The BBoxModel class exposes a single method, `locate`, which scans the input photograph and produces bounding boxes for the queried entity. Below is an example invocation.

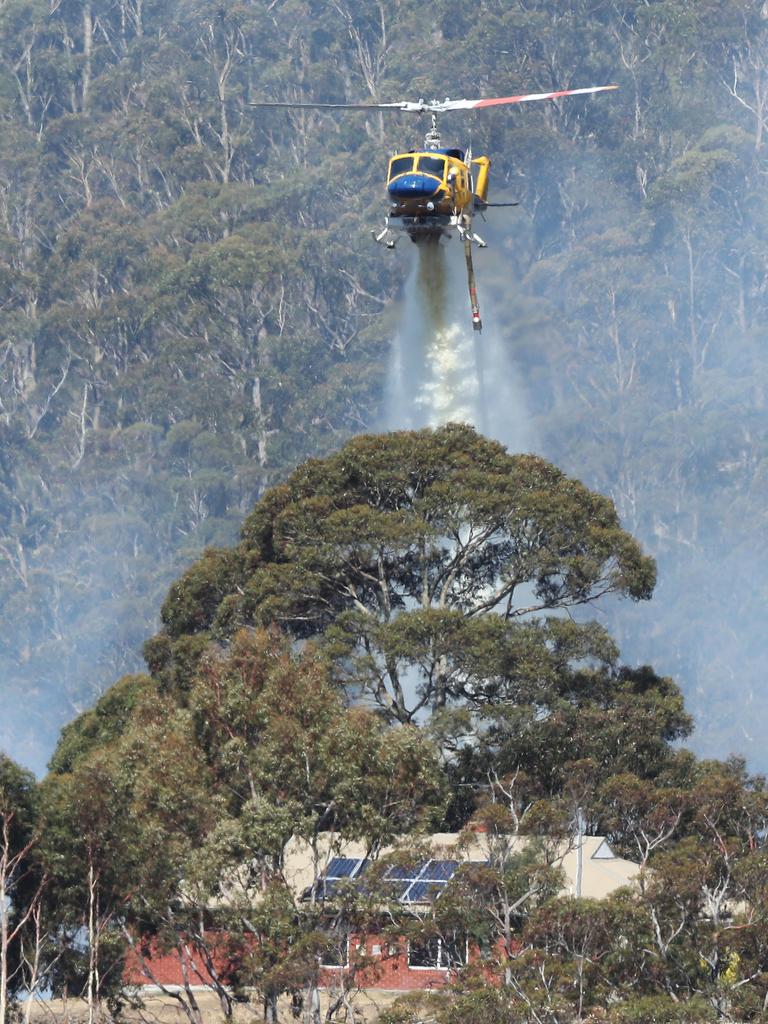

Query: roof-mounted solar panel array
[305,857,462,904]
[384,859,459,903]
[404,880,441,903]
[426,860,460,881]
[326,857,365,878]
[304,856,368,900]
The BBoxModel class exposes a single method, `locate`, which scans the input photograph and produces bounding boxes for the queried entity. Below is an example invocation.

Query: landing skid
[371,212,486,332]
[455,220,487,248]
[372,222,397,249]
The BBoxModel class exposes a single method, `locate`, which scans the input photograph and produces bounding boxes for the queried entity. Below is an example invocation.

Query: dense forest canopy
[0,0,767,772]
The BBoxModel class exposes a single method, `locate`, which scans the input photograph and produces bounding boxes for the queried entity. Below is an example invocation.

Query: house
[124,831,638,994]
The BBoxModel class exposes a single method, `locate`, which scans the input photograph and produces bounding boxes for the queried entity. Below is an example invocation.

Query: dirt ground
[22,989,411,1024]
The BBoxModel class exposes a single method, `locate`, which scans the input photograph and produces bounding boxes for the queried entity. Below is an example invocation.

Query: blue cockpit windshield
[417,156,446,178]
[389,156,414,180]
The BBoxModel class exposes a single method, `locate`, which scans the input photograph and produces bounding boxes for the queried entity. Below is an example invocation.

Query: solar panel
[421,860,458,881]
[314,878,339,898]
[302,857,367,900]
[304,857,460,904]
[385,863,420,880]
[383,879,411,899]
[326,857,363,879]
[385,860,460,903]
[403,880,447,903]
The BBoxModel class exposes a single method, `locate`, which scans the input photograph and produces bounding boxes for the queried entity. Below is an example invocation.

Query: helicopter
[251,85,617,332]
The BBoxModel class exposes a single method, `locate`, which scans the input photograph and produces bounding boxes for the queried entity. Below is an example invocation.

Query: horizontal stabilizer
[474,198,519,210]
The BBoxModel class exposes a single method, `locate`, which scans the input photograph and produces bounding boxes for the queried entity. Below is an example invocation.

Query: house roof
[282,832,638,906]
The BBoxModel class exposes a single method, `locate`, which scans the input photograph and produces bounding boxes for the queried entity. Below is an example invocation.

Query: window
[416,156,446,179]
[407,935,466,970]
[389,156,414,179]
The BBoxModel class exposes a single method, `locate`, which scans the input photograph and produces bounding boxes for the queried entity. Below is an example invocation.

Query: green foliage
[0,753,40,1006]
[153,424,656,729]
[3,0,768,1013]
[28,427,768,1020]
[47,673,155,774]
[0,0,394,768]
[42,626,446,1014]
[187,627,446,842]
[0,754,37,849]
[160,547,249,638]
[0,0,766,779]
[609,995,717,1024]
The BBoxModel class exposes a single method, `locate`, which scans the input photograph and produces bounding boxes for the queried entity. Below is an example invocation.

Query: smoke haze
[383,220,767,772]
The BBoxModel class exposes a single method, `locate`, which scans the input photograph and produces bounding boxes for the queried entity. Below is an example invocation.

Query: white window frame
[407,936,466,971]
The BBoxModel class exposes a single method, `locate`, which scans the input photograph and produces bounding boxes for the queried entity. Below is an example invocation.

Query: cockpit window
[417,156,446,178]
[389,156,414,180]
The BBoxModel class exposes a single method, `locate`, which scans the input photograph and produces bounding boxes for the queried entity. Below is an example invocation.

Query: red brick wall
[125,932,452,992]
[125,938,238,989]
[321,937,451,991]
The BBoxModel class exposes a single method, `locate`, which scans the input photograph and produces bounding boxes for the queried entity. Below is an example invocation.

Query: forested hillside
[1,0,767,770]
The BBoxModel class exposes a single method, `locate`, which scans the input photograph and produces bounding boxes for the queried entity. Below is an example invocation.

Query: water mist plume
[385,241,535,453]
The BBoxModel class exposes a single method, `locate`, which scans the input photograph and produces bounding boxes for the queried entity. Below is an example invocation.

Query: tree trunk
[82,3,93,113]
[21,902,44,1024]
[264,993,278,1024]
[178,939,205,1024]
[87,859,99,1024]
[0,857,7,1024]
[305,977,321,1024]
[251,376,268,467]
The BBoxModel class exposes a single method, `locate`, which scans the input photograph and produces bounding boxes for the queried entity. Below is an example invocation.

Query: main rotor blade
[250,85,617,115]
[436,84,618,111]
[250,100,418,111]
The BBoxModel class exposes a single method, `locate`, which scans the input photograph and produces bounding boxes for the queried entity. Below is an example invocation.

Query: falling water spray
[385,241,535,453]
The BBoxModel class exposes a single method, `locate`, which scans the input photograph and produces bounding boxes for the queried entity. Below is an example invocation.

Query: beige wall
[283,832,637,903]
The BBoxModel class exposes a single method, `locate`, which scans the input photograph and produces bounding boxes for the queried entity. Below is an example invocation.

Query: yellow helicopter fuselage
[386,148,490,236]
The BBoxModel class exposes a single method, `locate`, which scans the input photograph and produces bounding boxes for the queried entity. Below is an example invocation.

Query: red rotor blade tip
[464,84,618,110]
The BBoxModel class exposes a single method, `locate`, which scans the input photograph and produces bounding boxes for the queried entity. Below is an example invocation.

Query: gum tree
[0,755,39,1024]
[151,424,656,723]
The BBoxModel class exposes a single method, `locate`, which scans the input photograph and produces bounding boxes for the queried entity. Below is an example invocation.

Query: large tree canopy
[150,424,656,721]
[1,0,768,777]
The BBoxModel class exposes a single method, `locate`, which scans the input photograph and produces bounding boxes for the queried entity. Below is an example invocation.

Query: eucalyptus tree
[152,424,655,723]
[45,628,444,1024]
[0,755,39,1024]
